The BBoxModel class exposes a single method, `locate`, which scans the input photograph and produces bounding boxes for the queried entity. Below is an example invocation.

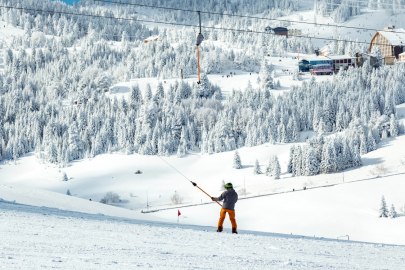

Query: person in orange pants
[212,183,238,234]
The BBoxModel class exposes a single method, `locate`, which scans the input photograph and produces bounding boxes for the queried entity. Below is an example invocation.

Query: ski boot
[232,227,238,234]
[217,226,223,232]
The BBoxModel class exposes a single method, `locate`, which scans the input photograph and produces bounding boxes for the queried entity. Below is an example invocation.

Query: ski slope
[1,131,405,245]
[153,173,405,245]
[1,188,405,269]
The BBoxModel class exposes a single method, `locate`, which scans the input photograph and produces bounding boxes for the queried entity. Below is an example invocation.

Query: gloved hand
[211,197,215,201]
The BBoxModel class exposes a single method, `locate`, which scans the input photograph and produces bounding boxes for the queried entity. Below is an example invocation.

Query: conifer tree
[233,150,242,169]
[66,189,71,196]
[367,130,377,152]
[287,146,294,173]
[306,147,320,176]
[352,147,363,167]
[292,68,301,81]
[253,159,262,175]
[379,195,388,218]
[273,156,281,180]
[360,134,368,155]
[259,60,273,91]
[61,172,68,182]
[320,141,336,174]
[390,114,399,137]
[388,204,397,219]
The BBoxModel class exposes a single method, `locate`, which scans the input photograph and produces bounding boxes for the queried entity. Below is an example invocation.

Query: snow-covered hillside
[1,188,405,269]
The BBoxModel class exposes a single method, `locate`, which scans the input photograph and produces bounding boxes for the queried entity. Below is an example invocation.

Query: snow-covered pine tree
[60,172,68,182]
[379,195,388,218]
[156,81,165,101]
[233,150,242,169]
[390,114,399,137]
[66,189,71,196]
[292,68,301,81]
[388,204,397,219]
[367,130,377,152]
[220,179,226,191]
[287,146,294,173]
[352,147,363,167]
[253,159,262,175]
[360,133,368,155]
[305,147,320,176]
[144,84,153,103]
[259,60,273,91]
[320,141,337,174]
[273,156,281,180]
[264,156,272,176]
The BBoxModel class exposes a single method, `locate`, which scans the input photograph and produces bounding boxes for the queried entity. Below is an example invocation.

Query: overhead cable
[1,4,392,46]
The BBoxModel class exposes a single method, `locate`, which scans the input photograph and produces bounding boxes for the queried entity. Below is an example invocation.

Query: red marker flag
[178,210,181,216]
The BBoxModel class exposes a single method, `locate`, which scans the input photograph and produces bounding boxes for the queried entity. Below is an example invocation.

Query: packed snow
[1,188,405,269]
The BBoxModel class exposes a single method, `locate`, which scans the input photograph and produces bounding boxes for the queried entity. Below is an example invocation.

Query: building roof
[376,28,405,46]
[325,55,357,60]
[299,56,332,62]
[273,27,288,31]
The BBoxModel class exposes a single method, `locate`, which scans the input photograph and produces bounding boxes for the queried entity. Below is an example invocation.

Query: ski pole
[191,181,222,207]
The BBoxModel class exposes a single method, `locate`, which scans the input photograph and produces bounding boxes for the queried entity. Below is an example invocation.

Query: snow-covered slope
[0,184,164,222]
[153,173,405,245]
[2,133,405,245]
[1,188,405,269]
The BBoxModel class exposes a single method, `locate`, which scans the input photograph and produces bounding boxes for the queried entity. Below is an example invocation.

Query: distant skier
[211,183,238,234]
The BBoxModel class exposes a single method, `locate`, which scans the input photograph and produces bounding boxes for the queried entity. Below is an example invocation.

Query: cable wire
[1,4,392,46]
[91,0,405,35]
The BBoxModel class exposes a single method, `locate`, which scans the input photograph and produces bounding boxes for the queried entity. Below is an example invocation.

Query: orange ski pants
[218,209,237,230]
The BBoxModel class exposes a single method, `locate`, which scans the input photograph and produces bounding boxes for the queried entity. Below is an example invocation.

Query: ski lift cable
[154,154,222,207]
[311,0,405,8]
[2,4,392,47]
[147,140,221,207]
[91,0,405,35]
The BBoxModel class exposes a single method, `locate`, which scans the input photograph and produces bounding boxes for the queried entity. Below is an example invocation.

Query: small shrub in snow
[379,196,388,218]
[170,192,183,205]
[238,188,246,196]
[60,172,68,181]
[388,204,397,219]
[100,191,121,204]
[66,189,71,196]
[369,163,388,176]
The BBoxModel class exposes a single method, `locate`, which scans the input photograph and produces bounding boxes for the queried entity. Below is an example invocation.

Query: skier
[211,183,238,234]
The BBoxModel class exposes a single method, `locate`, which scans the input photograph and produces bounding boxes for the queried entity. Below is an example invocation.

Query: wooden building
[369,27,405,63]
[273,27,288,37]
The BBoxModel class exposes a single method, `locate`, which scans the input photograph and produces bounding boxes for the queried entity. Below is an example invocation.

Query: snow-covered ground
[108,52,331,100]
[2,126,405,244]
[1,189,405,269]
[153,173,405,245]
